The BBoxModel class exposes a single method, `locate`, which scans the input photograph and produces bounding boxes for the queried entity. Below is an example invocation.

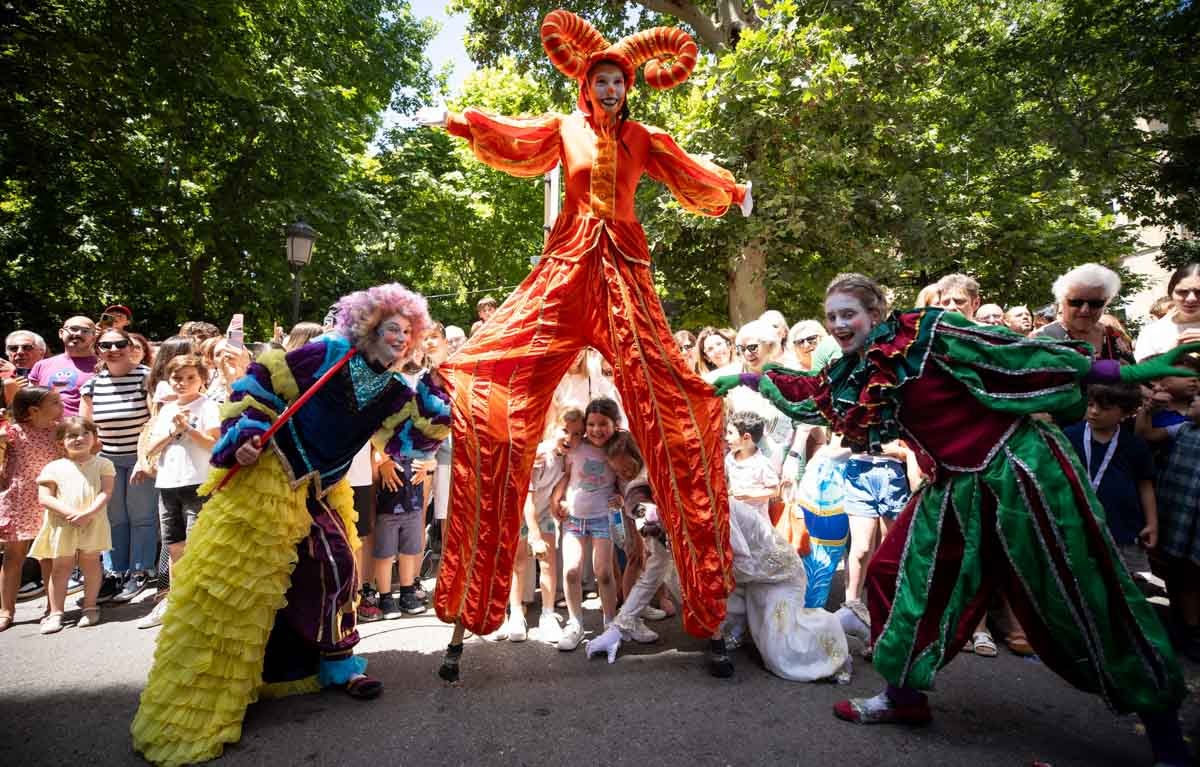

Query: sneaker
[79,607,102,628]
[357,586,383,623]
[410,578,428,602]
[379,593,403,620]
[40,613,64,635]
[557,619,584,651]
[17,580,45,601]
[537,611,563,644]
[112,572,149,603]
[66,568,85,595]
[626,617,659,644]
[95,573,122,604]
[506,613,528,642]
[640,605,668,622]
[137,599,168,629]
[398,588,427,615]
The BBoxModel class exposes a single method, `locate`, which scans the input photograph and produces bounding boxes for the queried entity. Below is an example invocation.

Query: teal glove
[1119,343,1200,384]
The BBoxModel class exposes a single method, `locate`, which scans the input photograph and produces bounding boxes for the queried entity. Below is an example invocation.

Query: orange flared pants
[435,231,733,638]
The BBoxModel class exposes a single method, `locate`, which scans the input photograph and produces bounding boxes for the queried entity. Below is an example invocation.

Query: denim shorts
[563,515,611,539]
[843,455,909,520]
[520,507,558,537]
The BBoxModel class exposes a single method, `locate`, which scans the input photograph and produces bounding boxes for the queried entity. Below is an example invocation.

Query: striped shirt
[80,365,151,456]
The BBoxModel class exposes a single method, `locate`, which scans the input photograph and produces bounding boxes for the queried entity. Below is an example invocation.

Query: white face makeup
[364,313,412,367]
[825,292,877,354]
[588,64,626,117]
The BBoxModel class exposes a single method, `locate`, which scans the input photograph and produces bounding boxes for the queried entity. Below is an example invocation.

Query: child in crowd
[495,407,584,644]
[1155,392,1200,660]
[552,397,622,651]
[31,417,114,633]
[137,356,220,629]
[373,456,428,618]
[146,335,195,408]
[470,295,498,337]
[1064,383,1157,588]
[1137,355,1200,457]
[351,444,381,623]
[724,411,780,517]
[585,432,675,662]
[0,387,63,631]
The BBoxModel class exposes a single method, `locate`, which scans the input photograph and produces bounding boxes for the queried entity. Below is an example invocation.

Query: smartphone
[227,313,245,349]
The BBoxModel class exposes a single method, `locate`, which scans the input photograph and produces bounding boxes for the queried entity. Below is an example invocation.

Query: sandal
[0,613,12,632]
[1005,634,1034,656]
[971,631,998,657]
[345,674,383,700]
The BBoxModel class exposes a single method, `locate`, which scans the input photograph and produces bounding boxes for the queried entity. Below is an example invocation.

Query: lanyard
[1082,423,1119,491]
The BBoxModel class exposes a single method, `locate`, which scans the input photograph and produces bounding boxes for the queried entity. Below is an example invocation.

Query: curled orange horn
[541,9,610,81]
[613,27,698,89]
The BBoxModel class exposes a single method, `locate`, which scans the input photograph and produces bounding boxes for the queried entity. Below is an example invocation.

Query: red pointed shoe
[834,697,933,725]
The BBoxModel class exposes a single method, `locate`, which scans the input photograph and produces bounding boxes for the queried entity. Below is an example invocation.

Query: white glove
[585,625,622,664]
[740,180,754,217]
[415,106,448,128]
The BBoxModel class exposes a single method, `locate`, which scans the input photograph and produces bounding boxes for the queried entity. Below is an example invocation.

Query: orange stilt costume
[428,9,752,639]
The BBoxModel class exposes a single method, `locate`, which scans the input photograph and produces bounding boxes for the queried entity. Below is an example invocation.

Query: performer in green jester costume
[716,272,1194,767]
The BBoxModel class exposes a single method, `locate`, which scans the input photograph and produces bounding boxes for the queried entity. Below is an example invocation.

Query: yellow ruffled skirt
[130,452,355,767]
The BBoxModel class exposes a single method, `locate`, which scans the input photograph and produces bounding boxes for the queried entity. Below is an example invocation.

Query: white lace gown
[724,499,851,682]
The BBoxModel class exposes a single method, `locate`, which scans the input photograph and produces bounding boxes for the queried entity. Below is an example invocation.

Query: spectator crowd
[3,262,1200,682]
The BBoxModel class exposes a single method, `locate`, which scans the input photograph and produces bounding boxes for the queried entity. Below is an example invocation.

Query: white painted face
[588,63,626,117]
[364,313,412,367]
[825,292,878,354]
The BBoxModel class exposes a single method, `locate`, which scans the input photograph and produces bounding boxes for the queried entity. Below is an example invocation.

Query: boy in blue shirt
[1064,382,1157,585]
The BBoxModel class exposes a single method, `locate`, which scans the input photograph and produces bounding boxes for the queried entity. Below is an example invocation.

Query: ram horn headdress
[540,9,699,111]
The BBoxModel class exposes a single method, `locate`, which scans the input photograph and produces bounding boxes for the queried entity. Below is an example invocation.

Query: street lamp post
[285,218,319,325]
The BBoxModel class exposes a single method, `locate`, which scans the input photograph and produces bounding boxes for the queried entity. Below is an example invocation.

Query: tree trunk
[189,250,211,318]
[728,239,766,326]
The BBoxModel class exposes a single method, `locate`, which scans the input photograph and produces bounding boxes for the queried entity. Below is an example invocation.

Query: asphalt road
[2,585,1197,767]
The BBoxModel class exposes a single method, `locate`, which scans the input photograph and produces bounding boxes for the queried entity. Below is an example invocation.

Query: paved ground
[2,584,1198,767]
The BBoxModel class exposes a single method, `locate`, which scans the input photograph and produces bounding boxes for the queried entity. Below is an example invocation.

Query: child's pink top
[564,441,618,520]
[0,422,61,540]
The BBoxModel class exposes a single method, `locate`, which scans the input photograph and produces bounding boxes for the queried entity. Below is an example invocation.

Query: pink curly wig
[334,283,432,349]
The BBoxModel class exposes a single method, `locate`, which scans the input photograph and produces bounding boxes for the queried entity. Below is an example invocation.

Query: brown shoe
[1006,634,1035,656]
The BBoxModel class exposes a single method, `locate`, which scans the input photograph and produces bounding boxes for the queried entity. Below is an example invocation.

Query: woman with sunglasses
[79,327,157,603]
[1135,263,1200,361]
[1034,263,1132,362]
[784,320,827,371]
[673,330,701,375]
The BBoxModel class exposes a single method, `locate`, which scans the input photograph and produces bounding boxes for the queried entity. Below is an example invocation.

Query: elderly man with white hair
[975,303,1005,326]
[1033,263,1132,361]
[2,330,47,406]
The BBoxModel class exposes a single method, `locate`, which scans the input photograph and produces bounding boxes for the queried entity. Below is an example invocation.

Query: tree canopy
[1,0,1196,339]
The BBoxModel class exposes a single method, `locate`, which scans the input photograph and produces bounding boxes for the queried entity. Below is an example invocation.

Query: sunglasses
[736,343,760,354]
[679,343,694,351]
[793,335,820,347]
[62,326,95,335]
[6,344,34,352]
[1066,298,1106,310]
[97,340,131,351]
[1173,288,1200,300]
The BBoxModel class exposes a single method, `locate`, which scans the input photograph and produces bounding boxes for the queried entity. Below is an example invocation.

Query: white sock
[861,691,893,714]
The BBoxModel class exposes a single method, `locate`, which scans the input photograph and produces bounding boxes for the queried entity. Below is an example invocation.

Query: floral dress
[0,422,60,541]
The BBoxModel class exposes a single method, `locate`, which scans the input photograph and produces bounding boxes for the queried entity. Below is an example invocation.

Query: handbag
[773,499,812,558]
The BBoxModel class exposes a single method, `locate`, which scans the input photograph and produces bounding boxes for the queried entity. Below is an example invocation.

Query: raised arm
[644,128,751,218]
[420,106,562,179]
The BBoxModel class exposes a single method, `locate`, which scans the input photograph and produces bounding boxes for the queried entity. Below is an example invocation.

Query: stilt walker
[416,9,753,665]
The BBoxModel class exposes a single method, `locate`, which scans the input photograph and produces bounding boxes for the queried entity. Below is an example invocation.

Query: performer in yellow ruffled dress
[131,284,451,767]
